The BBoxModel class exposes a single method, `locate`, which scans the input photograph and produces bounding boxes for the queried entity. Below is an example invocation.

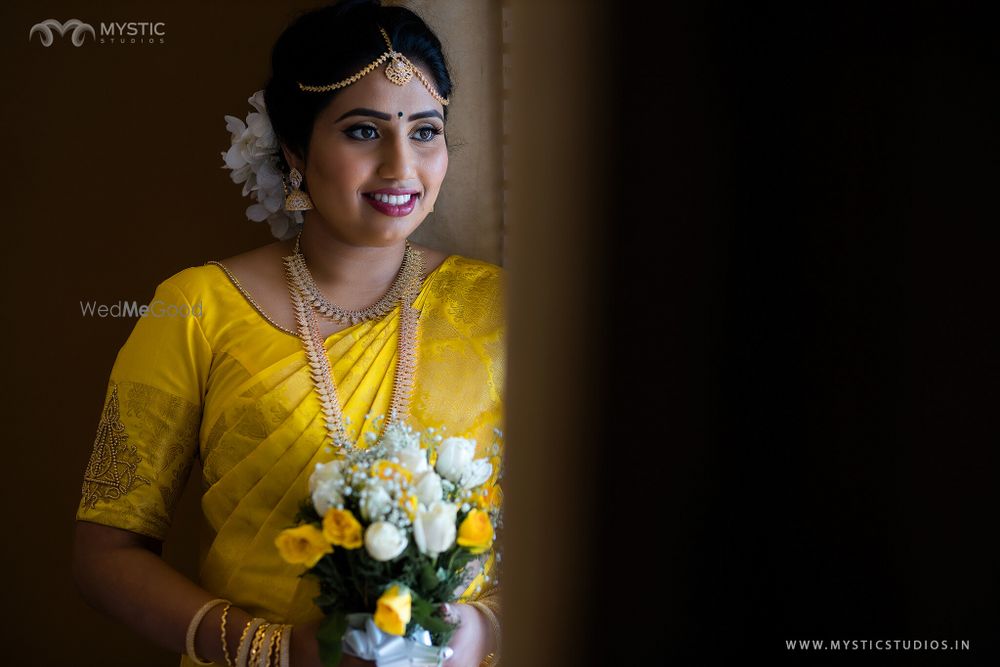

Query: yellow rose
[374,584,412,636]
[322,508,363,549]
[457,509,494,554]
[275,524,332,567]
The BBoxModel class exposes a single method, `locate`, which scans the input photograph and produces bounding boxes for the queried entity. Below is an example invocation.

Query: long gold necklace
[282,234,423,455]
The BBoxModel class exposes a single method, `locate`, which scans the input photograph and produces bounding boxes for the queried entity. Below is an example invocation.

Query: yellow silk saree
[76,253,504,666]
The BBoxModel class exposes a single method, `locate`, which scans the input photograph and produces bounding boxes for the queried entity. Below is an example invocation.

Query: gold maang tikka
[296,26,449,106]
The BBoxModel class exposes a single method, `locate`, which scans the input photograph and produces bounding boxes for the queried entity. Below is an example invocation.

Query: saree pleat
[201,316,403,618]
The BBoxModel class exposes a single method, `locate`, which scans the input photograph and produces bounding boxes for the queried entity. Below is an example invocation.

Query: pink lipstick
[363,188,419,217]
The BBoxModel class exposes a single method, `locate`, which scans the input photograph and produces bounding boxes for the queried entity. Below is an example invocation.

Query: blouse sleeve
[75,278,212,541]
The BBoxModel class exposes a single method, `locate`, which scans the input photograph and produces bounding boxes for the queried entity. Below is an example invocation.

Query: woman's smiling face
[282,66,449,248]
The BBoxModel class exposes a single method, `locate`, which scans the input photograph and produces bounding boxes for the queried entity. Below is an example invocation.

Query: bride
[71,2,503,665]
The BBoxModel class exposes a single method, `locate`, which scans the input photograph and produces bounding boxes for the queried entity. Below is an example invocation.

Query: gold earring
[284,167,314,211]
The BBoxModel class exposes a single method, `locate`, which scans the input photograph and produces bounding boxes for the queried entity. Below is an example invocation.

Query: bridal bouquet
[275,420,503,667]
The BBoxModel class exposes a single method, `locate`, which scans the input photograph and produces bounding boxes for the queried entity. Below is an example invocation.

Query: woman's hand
[443,602,491,667]
[293,603,491,667]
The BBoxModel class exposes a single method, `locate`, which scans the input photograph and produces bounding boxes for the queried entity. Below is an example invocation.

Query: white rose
[460,459,493,489]
[364,521,408,561]
[396,446,430,477]
[360,483,393,522]
[309,460,345,494]
[415,471,443,506]
[309,461,345,515]
[312,480,343,516]
[413,502,458,558]
[435,437,477,483]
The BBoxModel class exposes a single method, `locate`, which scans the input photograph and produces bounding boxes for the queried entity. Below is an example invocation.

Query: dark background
[1,0,995,665]
[596,1,998,664]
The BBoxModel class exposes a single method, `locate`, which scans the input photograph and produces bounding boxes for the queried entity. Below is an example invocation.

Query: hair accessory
[283,167,314,211]
[297,26,449,106]
[221,91,303,240]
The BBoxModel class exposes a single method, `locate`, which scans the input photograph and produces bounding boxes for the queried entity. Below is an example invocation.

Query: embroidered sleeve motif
[81,383,151,508]
[77,380,202,540]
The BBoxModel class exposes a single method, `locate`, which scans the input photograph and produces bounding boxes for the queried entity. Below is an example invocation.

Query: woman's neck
[293,225,408,310]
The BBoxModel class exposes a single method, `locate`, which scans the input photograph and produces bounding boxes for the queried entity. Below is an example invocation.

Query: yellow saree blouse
[76,253,504,666]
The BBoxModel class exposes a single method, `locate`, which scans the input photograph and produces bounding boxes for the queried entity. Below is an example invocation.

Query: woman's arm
[72,520,253,663]
[72,520,373,666]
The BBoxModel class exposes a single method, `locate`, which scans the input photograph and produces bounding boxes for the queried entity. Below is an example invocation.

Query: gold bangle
[268,625,280,667]
[186,598,230,666]
[280,624,293,667]
[237,618,266,667]
[265,625,282,667]
[468,601,501,666]
[219,602,234,667]
[248,623,270,666]
[257,624,279,667]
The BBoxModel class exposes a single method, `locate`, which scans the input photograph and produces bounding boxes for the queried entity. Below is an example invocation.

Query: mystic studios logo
[28,19,167,47]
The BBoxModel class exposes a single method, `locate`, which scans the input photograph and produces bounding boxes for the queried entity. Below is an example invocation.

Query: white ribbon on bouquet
[341,613,455,667]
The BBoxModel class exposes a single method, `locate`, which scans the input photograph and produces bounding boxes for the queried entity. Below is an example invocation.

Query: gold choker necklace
[290,231,421,325]
[282,237,424,454]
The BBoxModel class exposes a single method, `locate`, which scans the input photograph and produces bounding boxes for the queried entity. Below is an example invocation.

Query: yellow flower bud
[275,524,332,567]
[470,484,503,511]
[457,509,494,554]
[322,508,363,549]
[372,460,413,483]
[374,584,412,636]
[399,493,419,520]
[468,489,488,510]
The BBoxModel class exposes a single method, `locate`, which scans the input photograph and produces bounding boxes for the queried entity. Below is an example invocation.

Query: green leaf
[411,595,435,620]
[410,595,458,641]
[418,613,454,635]
[317,610,348,667]
[420,561,439,591]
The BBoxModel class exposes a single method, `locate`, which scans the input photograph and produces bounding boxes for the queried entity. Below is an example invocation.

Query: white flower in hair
[220,90,303,240]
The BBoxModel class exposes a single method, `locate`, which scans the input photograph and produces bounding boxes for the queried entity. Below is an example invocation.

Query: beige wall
[399,0,505,265]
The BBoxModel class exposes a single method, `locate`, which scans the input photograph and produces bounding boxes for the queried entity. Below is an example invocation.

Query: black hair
[264,0,453,172]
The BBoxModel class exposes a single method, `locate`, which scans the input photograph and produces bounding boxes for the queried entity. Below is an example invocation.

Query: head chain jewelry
[297,26,449,106]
